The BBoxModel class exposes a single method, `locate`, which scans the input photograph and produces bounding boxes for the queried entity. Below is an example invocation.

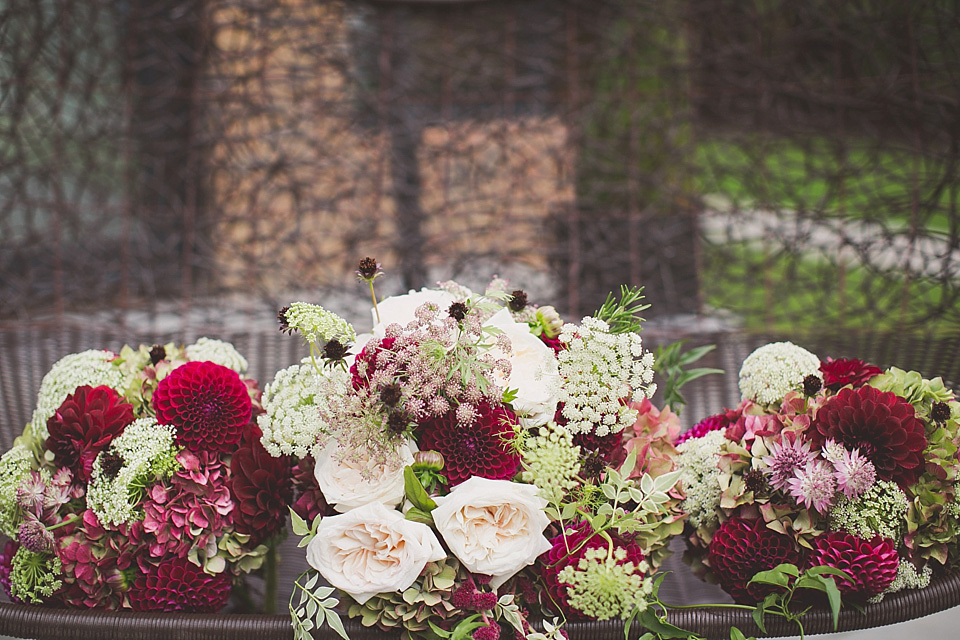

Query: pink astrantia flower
[762,437,816,491]
[827,443,877,499]
[787,460,836,512]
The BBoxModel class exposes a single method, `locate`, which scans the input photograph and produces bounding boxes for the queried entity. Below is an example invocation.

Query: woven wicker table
[0,570,959,639]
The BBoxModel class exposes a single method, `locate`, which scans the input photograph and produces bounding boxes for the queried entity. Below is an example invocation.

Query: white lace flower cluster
[556,317,656,436]
[185,337,248,373]
[676,429,727,529]
[30,350,125,440]
[0,444,36,537]
[87,418,178,526]
[284,302,357,345]
[738,341,821,405]
[521,422,581,504]
[258,361,348,458]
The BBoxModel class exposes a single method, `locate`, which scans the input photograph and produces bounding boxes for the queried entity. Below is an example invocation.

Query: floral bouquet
[677,341,960,607]
[0,338,292,611]
[258,260,692,640]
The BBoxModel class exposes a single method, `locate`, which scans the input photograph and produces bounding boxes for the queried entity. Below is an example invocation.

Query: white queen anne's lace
[258,360,348,457]
[738,341,821,405]
[556,317,656,436]
[185,338,249,373]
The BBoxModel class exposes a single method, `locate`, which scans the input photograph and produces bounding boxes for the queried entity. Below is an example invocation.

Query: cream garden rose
[486,309,560,427]
[305,501,446,604]
[431,476,552,588]
[313,439,415,512]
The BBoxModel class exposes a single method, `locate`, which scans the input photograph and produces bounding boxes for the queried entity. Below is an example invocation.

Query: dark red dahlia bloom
[153,361,252,453]
[539,522,645,619]
[819,358,883,392]
[708,516,801,604]
[540,334,565,355]
[230,426,293,546]
[572,430,626,468]
[676,413,730,445]
[418,402,521,485]
[806,532,898,599]
[290,456,332,522]
[812,385,927,487]
[46,385,135,482]
[128,557,231,612]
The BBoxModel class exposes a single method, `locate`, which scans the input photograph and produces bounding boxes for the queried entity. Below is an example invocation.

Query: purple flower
[787,460,836,512]
[763,437,816,491]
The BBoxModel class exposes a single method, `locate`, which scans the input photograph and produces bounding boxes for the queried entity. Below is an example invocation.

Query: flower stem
[47,514,81,531]
[369,281,380,324]
[263,545,278,614]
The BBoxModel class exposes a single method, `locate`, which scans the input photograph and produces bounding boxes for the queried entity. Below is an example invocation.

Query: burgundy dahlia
[806,532,898,599]
[811,385,927,487]
[230,426,293,546]
[46,385,135,482]
[153,361,252,453]
[707,516,801,604]
[128,557,231,612]
[819,358,883,392]
[539,522,645,619]
[572,430,625,468]
[290,456,332,522]
[418,402,521,485]
[350,336,399,389]
[676,413,730,445]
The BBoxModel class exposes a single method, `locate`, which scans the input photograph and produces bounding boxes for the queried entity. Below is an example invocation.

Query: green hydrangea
[0,444,37,538]
[521,422,581,504]
[555,547,652,620]
[870,367,955,415]
[828,480,908,541]
[10,547,62,604]
[87,418,180,526]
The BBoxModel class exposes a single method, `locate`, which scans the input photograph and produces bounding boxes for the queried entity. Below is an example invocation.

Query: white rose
[306,501,446,604]
[314,440,414,512]
[485,310,560,427]
[372,288,462,337]
[432,476,552,589]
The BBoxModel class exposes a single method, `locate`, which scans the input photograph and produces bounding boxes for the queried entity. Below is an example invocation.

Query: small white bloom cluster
[828,479,908,541]
[521,422,581,504]
[556,547,652,619]
[556,317,656,436]
[185,337,248,373]
[87,418,177,526]
[258,361,347,458]
[285,302,356,345]
[0,444,35,537]
[873,561,932,602]
[676,429,727,529]
[738,341,821,405]
[30,350,125,440]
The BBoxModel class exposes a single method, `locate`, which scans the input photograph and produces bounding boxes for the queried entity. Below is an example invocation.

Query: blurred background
[2,0,960,625]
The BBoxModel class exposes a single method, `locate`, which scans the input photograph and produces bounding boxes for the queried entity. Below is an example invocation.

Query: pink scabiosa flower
[136,450,233,561]
[45,385,135,482]
[418,401,521,485]
[676,413,730,445]
[812,386,927,488]
[819,358,883,392]
[787,460,837,513]
[806,532,898,599]
[230,426,293,546]
[707,516,801,604]
[128,557,231,612]
[762,437,816,491]
[153,361,252,453]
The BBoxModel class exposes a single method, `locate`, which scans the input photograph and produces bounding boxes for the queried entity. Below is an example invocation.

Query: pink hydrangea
[57,510,136,609]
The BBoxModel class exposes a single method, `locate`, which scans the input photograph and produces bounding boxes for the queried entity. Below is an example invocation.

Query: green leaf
[305,573,319,590]
[405,506,436,525]
[804,566,851,580]
[633,609,691,639]
[821,577,844,630]
[748,570,790,589]
[325,610,350,640]
[730,628,748,640]
[290,507,310,537]
[404,466,438,512]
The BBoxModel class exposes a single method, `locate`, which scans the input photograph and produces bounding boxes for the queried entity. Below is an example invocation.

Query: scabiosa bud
[743,468,768,495]
[99,451,125,481]
[278,306,293,334]
[356,257,382,281]
[387,412,410,435]
[803,374,822,397]
[149,345,166,366]
[508,290,528,312]
[17,520,53,554]
[380,383,402,407]
[932,401,952,424]
[322,338,350,364]
[448,302,469,322]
